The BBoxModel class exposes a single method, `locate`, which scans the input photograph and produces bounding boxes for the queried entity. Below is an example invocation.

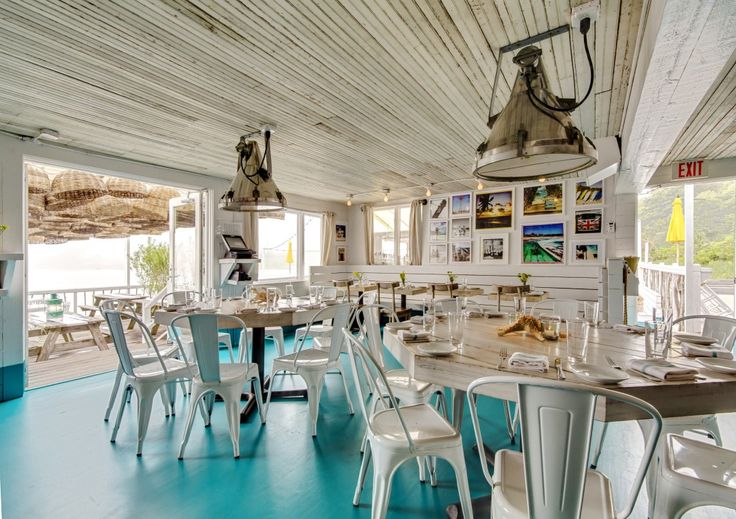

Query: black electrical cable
[526,18,594,112]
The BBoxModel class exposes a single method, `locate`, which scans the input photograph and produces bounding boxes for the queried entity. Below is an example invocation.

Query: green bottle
[46,293,64,319]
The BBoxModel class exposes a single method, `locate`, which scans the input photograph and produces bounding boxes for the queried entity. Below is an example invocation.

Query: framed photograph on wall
[474,189,514,230]
[479,234,509,264]
[429,197,449,219]
[450,218,471,239]
[521,222,565,264]
[429,221,448,241]
[575,208,603,234]
[522,182,564,216]
[429,244,447,264]
[451,193,471,217]
[575,180,604,206]
[335,223,346,242]
[451,241,472,263]
[336,246,346,263]
[571,240,604,265]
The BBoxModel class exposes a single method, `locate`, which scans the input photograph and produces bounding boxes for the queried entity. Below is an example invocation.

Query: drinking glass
[285,284,295,306]
[541,318,561,340]
[584,302,601,326]
[309,285,319,305]
[266,288,280,312]
[513,296,527,320]
[566,318,590,365]
[645,320,669,359]
[209,288,222,310]
[448,312,465,348]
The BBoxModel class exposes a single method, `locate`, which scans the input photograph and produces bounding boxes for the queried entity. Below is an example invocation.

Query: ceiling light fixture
[425,184,433,197]
[383,189,390,203]
[346,194,353,207]
[33,128,60,142]
[473,19,597,183]
[476,180,484,190]
[219,125,286,212]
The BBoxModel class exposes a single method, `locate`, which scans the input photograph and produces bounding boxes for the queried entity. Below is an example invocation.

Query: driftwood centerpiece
[497,315,546,342]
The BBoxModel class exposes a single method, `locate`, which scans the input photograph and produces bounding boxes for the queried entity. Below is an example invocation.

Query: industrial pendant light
[219,127,286,212]
[474,19,598,183]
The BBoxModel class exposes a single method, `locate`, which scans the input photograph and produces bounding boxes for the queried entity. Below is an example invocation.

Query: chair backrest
[434,297,459,314]
[101,309,166,377]
[294,303,352,364]
[357,291,377,305]
[467,376,662,519]
[672,314,736,351]
[162,290,199,306]
[322,286,338,300]
[532,299,581,321]
[343,329,416,449]
[352,304,397,365]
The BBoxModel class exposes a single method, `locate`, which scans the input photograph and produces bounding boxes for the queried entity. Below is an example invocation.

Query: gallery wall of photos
[427,177,607,267]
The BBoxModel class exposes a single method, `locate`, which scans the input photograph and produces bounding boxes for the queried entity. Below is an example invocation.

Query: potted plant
[399,271,406,287]
[447,271,456,284]
[130,239,170,296]
[517,272,532,292]
[0,224,7,236]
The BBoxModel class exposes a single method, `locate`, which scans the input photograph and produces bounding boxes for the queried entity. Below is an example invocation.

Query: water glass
[309,285,319,305]
[513,296,527,320]
[209,288,222,310]
[584,302,601,326]
[566,318,590,365]
[645,320,669,359]
[285,284,295,306]
[448,312,465,347]
[266,287,280,312]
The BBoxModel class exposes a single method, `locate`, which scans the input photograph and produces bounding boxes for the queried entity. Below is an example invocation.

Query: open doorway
[25,162,206,388]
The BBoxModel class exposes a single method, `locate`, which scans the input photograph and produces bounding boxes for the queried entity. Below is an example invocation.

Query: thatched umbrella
[27,165,51,194]
[106,177,148,199]
[50,170,106,201]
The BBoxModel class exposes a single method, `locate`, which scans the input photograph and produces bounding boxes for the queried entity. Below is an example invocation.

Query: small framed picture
[451,241,472,263]
[429,197,449,219]
[521,222,565,264]
[479,234,509,264]
[571,240,604,265]
[335,224,346,242]
[336,246,346,263]
[575,180,604,206]
[451,193,471,217]
[429,244,447,264]
[429,221,448,241]
[450,218,471,239]
[475,189,514,230]
[575,208,603,234]
[522,182,564,216]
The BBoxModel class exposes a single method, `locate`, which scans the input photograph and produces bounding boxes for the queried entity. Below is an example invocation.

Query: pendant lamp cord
[525,17,594,113]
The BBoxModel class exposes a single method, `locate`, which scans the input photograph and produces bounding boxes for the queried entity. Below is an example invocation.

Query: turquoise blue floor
[0,332,515,519]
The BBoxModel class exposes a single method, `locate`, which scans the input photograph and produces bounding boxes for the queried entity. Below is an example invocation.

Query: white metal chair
[170,313,264,459]
[531,298,582,321]
[265,303,353,436]
[354,304,447,485]
[102,309,193,456]
[344,331,473,519]
[245,326,285,356]
[467,376,662,519]
[652,434,736,518]
[100,299,184,421]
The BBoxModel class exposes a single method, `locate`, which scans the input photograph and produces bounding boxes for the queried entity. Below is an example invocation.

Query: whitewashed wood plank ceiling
[0,0,642,202]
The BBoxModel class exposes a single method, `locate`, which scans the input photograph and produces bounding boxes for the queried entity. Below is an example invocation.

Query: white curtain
[320,211,335,265]
[361,204,374,265]
[408,199,424,265]
[241,212,258,252]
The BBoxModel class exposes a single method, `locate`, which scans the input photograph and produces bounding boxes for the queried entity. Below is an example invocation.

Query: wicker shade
[86,195,132,220]
[106,177,149,199]
[27,165,51,194]
[50,170,107,201]
[45,194,92,214]
[131,196,168,221]
[71,220,112,235]
[28,193,45,217]
[149,186,181,200]
[28,235,44,244]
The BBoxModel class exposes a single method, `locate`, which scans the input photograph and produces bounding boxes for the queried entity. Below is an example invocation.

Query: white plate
[570,363,630,384]
[696,357,736,374]
[385,321,413,331]
[673,332,718,345]
[410,316,431,324]
[418,342,457,356]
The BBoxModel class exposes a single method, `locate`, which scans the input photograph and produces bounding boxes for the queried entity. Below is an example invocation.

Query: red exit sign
[672,159,707,180]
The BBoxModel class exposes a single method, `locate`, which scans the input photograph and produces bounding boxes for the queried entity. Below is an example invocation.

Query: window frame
[256,209,322,283]
[372,204,410,266]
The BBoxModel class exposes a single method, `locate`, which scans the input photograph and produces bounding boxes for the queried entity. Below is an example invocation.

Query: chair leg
[222,386,242,459]
[293,329,305,353]
[110,384,130,443]
[417,456,427,483]
[104,365,124,421]
[301,370,326,437]
[428,456,438,487]
[445,447,474,519]
[503,400,516,444]
[178,385,205,460]
[134,382,160,456]
[160,385,171,418]
[251,373,266,425]
[335,366,354,415]
[264,367,278,420]
[701,415,723,446]
[271,330,285,356]
[353,441,372,506]
[590,421,608,469]
[370,449,401,519]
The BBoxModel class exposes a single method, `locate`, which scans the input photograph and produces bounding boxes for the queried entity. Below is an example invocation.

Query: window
[258,211,321,280]
[373,205,410,265]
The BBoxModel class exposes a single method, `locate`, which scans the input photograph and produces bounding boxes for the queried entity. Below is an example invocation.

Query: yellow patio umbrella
[285,240,294,272]
[666,195,685,264]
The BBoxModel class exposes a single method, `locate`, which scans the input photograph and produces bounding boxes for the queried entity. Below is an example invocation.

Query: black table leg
[240,326,308,423]
[400,294,407,309]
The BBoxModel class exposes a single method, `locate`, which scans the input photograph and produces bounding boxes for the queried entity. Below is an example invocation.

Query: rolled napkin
[398,330,431,343]
[613,324,646,335]
[680,342,734,360]
[508,352,549,372]
[628,358,698,381]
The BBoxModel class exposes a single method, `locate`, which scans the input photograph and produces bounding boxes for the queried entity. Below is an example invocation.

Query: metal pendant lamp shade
[219,131,286,212]
[473,46,597,183]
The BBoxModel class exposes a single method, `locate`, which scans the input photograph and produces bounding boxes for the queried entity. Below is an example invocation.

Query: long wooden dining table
[383,316,736,518]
